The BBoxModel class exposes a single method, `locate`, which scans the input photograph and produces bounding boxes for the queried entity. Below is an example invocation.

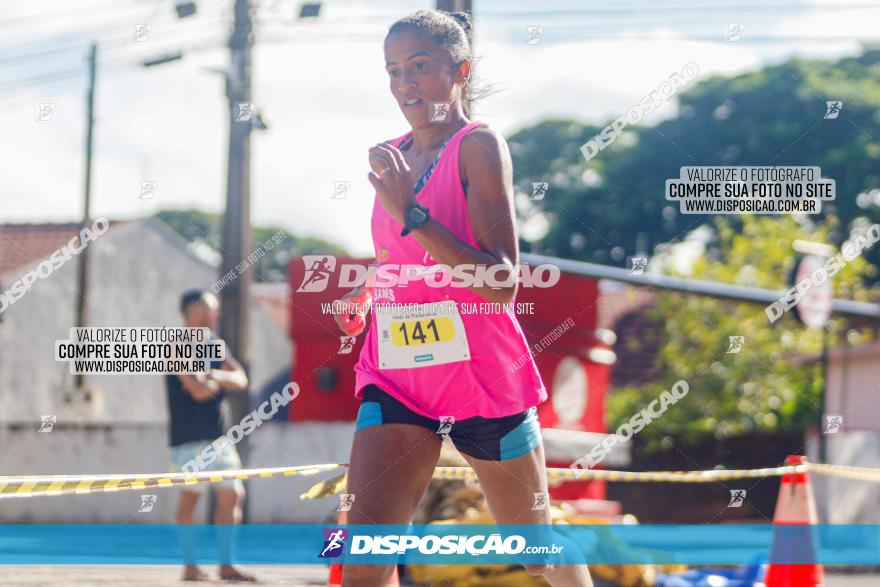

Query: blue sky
[2,0,879,256]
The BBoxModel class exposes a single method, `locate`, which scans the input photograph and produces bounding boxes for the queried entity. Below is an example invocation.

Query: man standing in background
[167,290,256,582]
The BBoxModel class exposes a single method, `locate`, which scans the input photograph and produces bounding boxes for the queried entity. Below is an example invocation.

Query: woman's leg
[461,443,594,587]
[342,423,442,587]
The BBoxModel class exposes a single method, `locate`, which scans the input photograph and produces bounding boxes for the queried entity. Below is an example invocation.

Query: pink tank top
[354,120,547,420]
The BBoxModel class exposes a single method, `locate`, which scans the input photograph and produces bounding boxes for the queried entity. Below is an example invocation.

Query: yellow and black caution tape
[430,465,811,483]
[0,464,345,498]
[300,472,348,500]
[299,462,880,499]
[3,461,879,499]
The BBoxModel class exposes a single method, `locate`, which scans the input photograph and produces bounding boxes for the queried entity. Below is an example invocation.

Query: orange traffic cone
[327,560,344,587]
[327,509,400,586]
[764,455,824,586]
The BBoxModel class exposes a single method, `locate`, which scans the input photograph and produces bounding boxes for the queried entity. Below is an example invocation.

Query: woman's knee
[523,562,593,586]
[523,563,554,576]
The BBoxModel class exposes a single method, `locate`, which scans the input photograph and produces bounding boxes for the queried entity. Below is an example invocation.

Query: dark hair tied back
[388,9,472,65]
[448,11,472,36]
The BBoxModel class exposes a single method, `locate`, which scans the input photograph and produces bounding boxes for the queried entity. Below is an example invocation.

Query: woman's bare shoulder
[460,124,512,182]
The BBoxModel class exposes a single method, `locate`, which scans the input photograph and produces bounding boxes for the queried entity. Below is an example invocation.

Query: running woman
[332,10,593,587]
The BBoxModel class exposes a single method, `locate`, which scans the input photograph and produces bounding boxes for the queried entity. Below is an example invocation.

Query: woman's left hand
[368,142,415,226]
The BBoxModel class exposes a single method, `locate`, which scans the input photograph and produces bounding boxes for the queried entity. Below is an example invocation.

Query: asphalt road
[1,566,879,586]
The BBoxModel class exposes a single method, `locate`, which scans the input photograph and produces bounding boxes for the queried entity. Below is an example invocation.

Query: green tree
[508,48,880,268]
[154,209,349,283]
[607,215,878,450]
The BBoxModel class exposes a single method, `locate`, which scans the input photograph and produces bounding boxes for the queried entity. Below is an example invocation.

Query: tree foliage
[154,209,349,283]
[607,215,877,449]
[503,48,880,446]
[508,48,880,268]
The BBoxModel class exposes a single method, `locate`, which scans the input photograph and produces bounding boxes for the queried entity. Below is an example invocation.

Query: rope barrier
[1,461,878,498]
[437,465,811,483]
[0,464,345,498]
[809,462,880,483]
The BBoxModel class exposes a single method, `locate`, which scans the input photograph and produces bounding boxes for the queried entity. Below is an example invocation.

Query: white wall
[825,341,880,434]
[0,218,290,425]
[0,218,312,522]
[806,341,880,523]
[806,430,880,524]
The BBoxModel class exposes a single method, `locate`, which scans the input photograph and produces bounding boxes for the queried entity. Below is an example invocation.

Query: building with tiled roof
[0,218,302,523]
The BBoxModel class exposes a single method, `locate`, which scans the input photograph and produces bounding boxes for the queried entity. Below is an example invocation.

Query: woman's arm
[368,129,519,305]
[408,128,519,304]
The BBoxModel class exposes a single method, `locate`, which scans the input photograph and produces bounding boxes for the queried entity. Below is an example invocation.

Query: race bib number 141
[376,301,470,369]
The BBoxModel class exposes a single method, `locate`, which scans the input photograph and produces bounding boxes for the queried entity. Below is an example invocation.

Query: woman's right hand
[332,286,372,336]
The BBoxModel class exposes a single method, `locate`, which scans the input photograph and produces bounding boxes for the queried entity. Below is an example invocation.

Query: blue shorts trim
[499,407,541,460]
[355,402,383,431]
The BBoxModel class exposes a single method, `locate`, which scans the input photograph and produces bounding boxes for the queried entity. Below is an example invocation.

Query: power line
[475,2,880,17]
[0,34,226,106]
[254,31,880,45]
[0,0,145,29]
[0,67,86,92]
[0,70,102,110]
[466,7,880,31]
[0,0,229,66]
[0,19,225,67]
[7,0,878,68]
[4,3,877,105]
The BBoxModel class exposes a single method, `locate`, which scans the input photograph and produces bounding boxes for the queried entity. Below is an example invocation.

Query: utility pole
[74,42,97,392]
[219,0,253,468]
[436,0,472,14]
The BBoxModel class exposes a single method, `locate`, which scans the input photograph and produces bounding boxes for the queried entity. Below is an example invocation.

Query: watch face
[409,207,427,223]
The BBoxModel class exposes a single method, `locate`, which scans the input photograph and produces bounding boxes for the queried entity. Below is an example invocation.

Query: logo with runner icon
[297,255,336,293]
[437,416,455,435]
[338,336,356,354]
[319,528,348,558]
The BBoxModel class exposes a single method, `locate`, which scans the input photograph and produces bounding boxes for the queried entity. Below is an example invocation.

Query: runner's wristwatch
[400,202,430,236]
